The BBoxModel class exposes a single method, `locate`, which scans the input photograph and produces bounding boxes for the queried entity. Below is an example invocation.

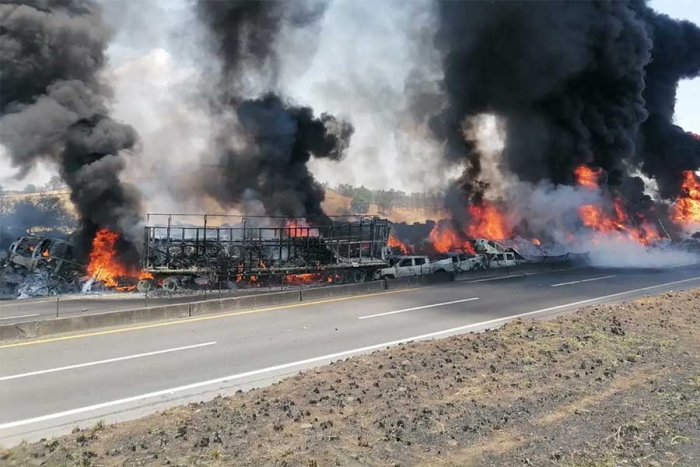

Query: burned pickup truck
[1,236,85,297]
[140,215,394,291]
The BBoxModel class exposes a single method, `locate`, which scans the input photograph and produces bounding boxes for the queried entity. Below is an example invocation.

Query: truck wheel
[162,277,178,292]
[137,280,152,293]
[434,269,446,274]
[351,270,367,283]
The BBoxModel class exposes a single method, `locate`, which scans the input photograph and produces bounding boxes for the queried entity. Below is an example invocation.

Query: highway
[1,265,700,447]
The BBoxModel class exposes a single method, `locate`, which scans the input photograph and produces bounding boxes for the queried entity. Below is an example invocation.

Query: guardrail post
[56,297,59,318]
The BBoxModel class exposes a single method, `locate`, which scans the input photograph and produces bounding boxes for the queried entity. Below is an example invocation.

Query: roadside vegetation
[3,289,699,466]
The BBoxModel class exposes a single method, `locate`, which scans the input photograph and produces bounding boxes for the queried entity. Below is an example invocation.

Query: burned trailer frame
[142,214,393,290]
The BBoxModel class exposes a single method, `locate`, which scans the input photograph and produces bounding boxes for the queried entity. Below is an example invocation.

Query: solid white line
[551,275,617,287]
[358,297,479,320]
[0,314,40,321]
[1,274,699,432]
[0,342,217,382]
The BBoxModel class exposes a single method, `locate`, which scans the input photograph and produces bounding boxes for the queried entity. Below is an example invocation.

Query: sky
[1,0,699,192]
[650,0,700,133]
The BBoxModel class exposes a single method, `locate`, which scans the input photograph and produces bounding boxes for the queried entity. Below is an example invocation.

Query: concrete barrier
[0,303,191,340]
[233,290,301,310]
[0,322,30,341]
[189,299,224,316]
[385,276,421,290]
[300,281,385,301]
[421,272,455,285]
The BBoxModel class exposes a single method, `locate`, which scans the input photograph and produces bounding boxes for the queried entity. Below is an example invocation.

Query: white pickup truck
[374,255,431,279]
[430,252,486,274]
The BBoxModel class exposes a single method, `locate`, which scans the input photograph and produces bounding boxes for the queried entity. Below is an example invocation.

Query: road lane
[2,265,700,446]
[550,274,617,287]
[0,342,217,382]
[358,297,480,319]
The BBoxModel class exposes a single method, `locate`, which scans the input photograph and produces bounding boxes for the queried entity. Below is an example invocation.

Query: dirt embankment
[4,290,700,466]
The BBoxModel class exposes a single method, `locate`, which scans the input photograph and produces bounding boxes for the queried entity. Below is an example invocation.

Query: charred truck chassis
[141,215,393,291]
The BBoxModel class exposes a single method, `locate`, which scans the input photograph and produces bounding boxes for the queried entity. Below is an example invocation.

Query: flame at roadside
[87,229,152,291]
[578,198,659,246]
[388,234,410,255]
[285,219,319,237]
[428,221,476,254]
[466,202,510,240]
[671,171,700,226]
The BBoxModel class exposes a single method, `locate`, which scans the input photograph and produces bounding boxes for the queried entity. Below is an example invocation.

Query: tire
[434,269,447,274]
[351,270,367,284]
[137,279,152,293]
[162,277,178,292]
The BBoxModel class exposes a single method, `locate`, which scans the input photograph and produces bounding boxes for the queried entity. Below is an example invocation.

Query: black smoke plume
[206,93,353,218]
[196,0,353,220]
[0,0,142,263]
[429,0,700,210]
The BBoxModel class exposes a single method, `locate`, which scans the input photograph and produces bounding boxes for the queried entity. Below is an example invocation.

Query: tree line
[324,183,444,214]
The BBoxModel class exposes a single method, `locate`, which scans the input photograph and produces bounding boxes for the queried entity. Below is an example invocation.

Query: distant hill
[322,189,446,223]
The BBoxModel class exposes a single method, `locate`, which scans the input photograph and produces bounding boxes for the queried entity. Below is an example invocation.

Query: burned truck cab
[8,236,75,274]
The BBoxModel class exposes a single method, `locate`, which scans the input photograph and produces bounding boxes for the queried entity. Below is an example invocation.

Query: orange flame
[671,171,700,224]
[574,165,602,189]
[284,273,338,285]
[428,221,476,254]
[42,249,50,257]
[388,234,409,255]
[285,219,319,237]
[87,229,153,291]
[466,203,511,240]
[532,238,541,246]
[578,199,659,245]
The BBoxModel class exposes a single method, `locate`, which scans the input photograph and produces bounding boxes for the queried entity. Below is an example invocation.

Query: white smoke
[277,0,454,192]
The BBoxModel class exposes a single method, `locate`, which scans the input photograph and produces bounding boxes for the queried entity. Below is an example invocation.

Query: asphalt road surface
[2,265,700,446]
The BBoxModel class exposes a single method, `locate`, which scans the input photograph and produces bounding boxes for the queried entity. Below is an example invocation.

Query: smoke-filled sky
[0,0,698,196]
[651,0,700,133]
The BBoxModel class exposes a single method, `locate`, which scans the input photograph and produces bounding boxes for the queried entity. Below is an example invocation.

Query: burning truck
[136,215,395,292]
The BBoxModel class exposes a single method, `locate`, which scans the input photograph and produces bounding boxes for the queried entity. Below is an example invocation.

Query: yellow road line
[0,288,418,350]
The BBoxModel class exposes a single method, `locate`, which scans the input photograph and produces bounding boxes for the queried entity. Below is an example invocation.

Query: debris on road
[3,288,699,466]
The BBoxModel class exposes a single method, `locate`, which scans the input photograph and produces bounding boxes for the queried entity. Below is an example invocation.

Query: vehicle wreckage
[138,214,394,292]
[4,212,659,299]
[0,235,85,298]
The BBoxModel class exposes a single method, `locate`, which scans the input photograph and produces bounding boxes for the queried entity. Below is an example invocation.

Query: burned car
[8,236,77,274]
[1,236,85,298]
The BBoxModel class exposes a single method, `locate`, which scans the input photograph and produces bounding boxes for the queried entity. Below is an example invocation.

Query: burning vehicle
[137,215,394,292]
